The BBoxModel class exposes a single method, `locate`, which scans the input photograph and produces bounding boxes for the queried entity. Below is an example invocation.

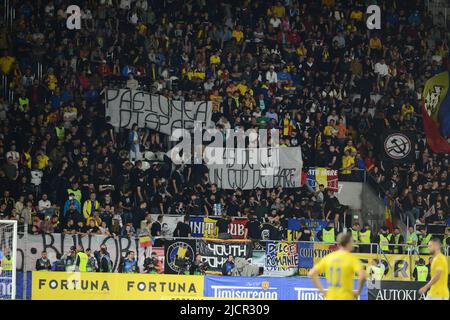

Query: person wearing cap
[390,226,404,254]
[413,258,430,282]
[265,65,278,84]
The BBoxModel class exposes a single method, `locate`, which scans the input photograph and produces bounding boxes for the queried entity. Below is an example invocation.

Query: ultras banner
[206,147,302,190]
[164,239,197,274]
[196,239,252,273]
[105,89,212,135]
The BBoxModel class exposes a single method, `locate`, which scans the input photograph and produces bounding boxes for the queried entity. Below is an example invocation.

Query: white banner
[152,214,184,237]
[105,89,212,135]
[207,147,303,189]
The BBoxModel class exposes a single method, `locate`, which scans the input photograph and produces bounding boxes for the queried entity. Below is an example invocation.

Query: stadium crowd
[0,0,449,250]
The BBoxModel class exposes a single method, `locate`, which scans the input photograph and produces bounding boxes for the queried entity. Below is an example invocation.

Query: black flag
[381,130,416,163]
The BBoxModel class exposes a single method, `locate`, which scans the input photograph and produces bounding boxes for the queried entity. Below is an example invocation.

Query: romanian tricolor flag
[306,167,339,192]
[383,196,394,232]
[422,71,450,153]
[139,235,152,248]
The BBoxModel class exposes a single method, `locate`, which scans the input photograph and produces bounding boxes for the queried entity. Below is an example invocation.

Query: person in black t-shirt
[216,214,232,239]
[173,215,192,238]
[151,215,163,246]
[245,213,261,240]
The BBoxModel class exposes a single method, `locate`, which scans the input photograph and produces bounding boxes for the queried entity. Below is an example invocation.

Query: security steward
[413,258,430,282]
[375,226,392,254]
[1,248,13,273]
[390,227,405,254]
[349,222,361,252]
[359,223,373,253]
[368,258,385,281]
[74,245,89,272]
[443,227,450,249]
[318,221,337,243]
[418,227,433,254]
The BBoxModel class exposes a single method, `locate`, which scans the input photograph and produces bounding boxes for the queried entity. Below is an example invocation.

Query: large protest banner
[16,233,162,273]
[105,89,212,135]
[196,239,252,273]
[207,147,302,190]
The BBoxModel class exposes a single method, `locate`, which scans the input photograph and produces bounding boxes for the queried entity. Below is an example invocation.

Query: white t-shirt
[38,200,51,211]
[269,17,281,28]
[30,170,43,186]
[266,70,278,83]
[374,62,389,76]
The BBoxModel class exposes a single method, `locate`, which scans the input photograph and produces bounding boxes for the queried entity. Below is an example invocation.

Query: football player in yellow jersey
[308,232,367,300]
[419,238,449,300]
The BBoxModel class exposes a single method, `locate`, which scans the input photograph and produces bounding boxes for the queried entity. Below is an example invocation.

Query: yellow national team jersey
[429,253,449,299]
[314,250,363,300]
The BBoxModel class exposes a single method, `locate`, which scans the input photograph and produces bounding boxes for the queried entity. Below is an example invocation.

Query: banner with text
[32,272,204,300]
[106,89,212,135]
[196,239,252,273]
[16,233,161,273]
[307,168,338,192]
[204,275,368,300]
[207,147,302,190]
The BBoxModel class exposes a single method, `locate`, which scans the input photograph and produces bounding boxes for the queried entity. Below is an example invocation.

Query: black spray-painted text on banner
[106,89,212,135]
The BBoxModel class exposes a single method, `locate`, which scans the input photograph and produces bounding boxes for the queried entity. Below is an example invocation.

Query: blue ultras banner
[204,275,368,300]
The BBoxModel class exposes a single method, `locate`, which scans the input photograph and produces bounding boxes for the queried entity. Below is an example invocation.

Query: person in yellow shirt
[309,232,367,300]
[36,150,49,170]
[350,9,363,21]
[270,2,286,18]
[210,51,221,65]
[344,140,357,155]
[342,150,355,174]
[0,52,15,75]
[401,102,415,117]
[236,81,249,96]
[232,25,244,44]
[323,119,337,137]
[419,238,449,300]
[369,36,382,50]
